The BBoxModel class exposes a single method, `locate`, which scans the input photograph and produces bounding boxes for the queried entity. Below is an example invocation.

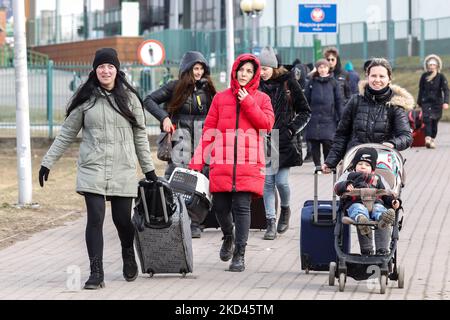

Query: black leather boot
[277,206,291,234]
[229,244,246,272]
[84,256,105,289]
[122,247,138,282]
[263,218,277,240]
[220,232,234,262]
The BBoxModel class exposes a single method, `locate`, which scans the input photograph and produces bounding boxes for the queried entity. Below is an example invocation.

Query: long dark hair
[167,67,216,114]
[66,70,145,128]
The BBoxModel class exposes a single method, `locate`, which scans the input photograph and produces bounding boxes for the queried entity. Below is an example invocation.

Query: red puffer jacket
[189,53,274,196]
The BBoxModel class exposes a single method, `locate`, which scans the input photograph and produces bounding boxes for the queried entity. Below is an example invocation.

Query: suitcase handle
[313,167,337,224]
[140,186,151,224]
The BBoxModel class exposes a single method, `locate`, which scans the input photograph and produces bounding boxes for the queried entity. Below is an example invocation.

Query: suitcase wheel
[180,269,187,278]
[147,269,154,278]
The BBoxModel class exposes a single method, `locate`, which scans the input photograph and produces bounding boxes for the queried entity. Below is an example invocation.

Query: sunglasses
[327,58,336,62]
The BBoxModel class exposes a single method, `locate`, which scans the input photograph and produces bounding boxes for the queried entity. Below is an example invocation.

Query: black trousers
[309,139,333,167]
[424,117,439,138]
[212,192,252,246]
[84,193,134,259]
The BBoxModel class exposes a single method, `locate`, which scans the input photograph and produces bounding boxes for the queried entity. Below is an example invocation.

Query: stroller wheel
[380,275,387,294]
[328,262,336,286]
[397,265,405,288]
[338,273,346,292]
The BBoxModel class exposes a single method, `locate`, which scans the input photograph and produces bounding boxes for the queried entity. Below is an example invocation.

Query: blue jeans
[347,202,391,253]
[347,202,387,221]
[263,167,290,220]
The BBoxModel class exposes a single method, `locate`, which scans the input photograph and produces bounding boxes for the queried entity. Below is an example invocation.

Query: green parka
[41,88,155,197]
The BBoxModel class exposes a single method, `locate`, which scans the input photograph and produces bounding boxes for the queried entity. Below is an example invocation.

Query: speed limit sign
[137,40,166,66]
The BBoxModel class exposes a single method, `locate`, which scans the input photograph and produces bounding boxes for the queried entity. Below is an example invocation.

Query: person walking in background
[322,58,413,255]
[144,51,216,238]
[189,54,274,272]
[304,59,342,167]
[259,46,311,239]
[417,54,449,149]
[39,48,157,289]
[323,47,352,106]
[344,61,360,95]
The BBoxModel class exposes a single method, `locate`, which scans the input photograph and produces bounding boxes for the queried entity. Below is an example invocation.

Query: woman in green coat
[39,48,157,290]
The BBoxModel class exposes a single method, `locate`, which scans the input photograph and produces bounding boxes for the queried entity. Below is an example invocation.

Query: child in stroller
[329,143,406,293]
[334,146,400,250]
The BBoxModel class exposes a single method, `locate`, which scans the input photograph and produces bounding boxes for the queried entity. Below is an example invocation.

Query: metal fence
[0,60,184,138]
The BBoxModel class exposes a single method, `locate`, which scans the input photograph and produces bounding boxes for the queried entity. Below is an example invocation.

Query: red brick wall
[32,37,145,64]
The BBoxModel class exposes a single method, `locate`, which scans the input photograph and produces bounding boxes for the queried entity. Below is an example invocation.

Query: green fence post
[313,35,322,63]
[46,60,54,139]
[363,22,368,61]
[419,18,425,63]
[387,20,395,68]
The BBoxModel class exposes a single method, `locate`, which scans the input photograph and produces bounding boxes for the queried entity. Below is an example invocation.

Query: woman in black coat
[258,46,311,240]
[304,58,343,167]
[143,51,216,238]
[322,58,413,256]
[417,54,449,148]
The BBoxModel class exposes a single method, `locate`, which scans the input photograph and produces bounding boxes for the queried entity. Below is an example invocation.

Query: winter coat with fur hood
[417,54,449,120]
[324,81,414,168]
[189,54,274,196]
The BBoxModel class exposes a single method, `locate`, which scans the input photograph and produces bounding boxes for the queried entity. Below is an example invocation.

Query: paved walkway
[0,124,449,301]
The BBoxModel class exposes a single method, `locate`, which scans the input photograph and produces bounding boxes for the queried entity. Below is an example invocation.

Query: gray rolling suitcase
[132,179,193,277]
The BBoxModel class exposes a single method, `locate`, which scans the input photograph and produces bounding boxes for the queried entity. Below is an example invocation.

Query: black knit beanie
[352,147,378,171]
[92,48,120,71]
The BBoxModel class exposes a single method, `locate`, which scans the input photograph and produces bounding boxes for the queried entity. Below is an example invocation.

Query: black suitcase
[300,168,350,273]
[202,193,279,230]
[132,178,193,277]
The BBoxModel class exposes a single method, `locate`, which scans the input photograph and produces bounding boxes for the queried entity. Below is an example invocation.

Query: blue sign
[298,4,337,33]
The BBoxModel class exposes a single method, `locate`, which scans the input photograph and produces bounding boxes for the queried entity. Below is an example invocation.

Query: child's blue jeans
[347,202,388,221]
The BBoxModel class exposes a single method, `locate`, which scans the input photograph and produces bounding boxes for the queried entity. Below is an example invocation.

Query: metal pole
[83,0,88,40]
[55,0,61,42]
[47,60,54,138]
[252,15,257,52]
[407,0,413,56]
[226,0,235,87]
[13,0,33,205]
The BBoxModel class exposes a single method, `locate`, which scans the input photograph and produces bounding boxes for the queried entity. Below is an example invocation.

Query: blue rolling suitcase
[300,168,350,273]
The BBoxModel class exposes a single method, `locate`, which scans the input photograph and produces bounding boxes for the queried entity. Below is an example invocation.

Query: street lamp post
[240,0,266,53]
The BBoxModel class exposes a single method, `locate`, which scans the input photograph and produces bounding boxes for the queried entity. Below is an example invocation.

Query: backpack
[408,108,424,131]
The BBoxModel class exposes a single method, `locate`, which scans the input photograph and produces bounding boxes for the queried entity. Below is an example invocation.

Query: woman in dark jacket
[323,47,352,106]
[322,58,413,256]
[259,46,311,240]
[417,54,449,148]
[304,59,343,167]
[143,51,216,238]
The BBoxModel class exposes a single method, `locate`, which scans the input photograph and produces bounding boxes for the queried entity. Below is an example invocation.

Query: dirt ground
[0,138,166,249]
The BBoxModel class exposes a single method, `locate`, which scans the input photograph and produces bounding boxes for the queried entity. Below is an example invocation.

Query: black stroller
[329,143,406,294]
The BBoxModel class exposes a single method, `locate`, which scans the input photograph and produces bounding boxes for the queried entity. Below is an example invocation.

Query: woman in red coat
[189,53,274,272]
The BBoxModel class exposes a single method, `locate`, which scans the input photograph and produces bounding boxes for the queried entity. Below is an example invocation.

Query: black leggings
[84,193,134,259]
[212,192,252,246]
[424,117,439,138]
[309,139,333,167]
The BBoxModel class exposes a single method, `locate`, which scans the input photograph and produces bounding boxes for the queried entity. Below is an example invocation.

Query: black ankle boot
[277,206,291,234]
[263,218,277,240]
[229,244,246,272]
[122,247,138,282]
[84,256,105,289]
[220,232,234,262]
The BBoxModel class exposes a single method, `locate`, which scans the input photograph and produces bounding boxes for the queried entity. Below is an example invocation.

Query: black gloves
[38,166,50,187]
[145,170,158,182]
